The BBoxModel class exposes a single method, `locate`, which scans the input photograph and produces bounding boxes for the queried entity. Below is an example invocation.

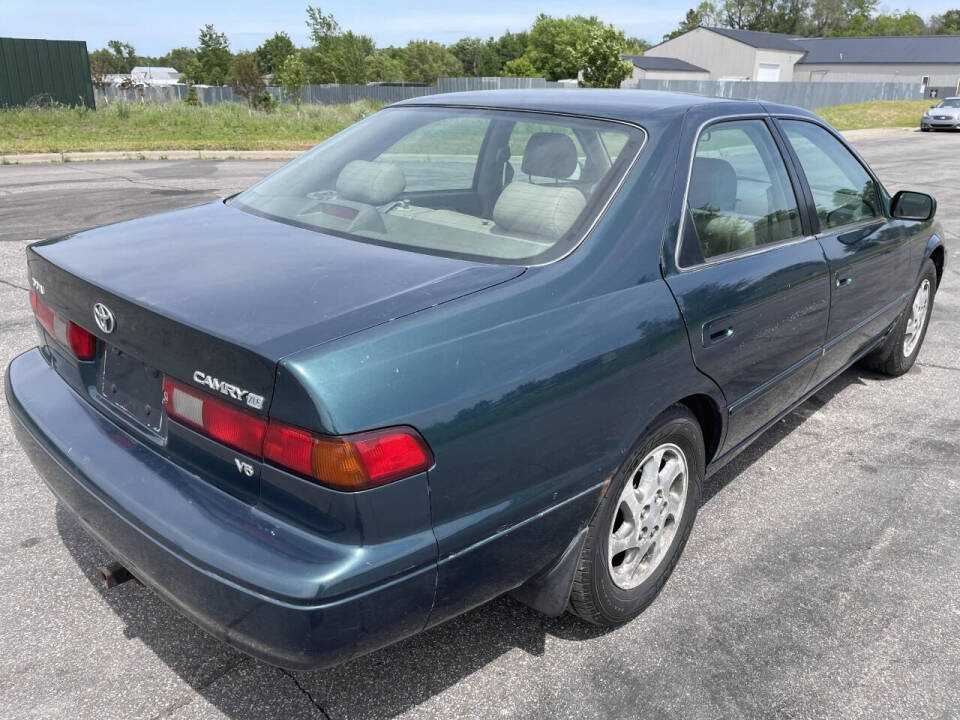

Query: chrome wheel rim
[608,443,688,590]
[903,278,931,358]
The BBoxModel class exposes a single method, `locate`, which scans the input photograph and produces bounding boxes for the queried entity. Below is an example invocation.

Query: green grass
[0,100,382,154]
[814,99,932,131]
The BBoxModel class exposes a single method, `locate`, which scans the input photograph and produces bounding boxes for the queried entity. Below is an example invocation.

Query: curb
[1,149,305,164]
[0,127,920,165]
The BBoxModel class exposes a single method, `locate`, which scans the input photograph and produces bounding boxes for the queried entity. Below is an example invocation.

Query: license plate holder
[99,346,164,433]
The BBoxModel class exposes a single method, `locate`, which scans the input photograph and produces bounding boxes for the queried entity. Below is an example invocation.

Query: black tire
[920,127,930,132]
[569,405,704,625]
[859,258,937,376]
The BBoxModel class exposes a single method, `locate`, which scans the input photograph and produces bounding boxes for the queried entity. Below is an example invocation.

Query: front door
[665,118,831,453]
[776,119,907,384]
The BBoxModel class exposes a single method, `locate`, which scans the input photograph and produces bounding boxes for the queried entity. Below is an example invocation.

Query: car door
[775,119,907,384]
[664,116,831,453]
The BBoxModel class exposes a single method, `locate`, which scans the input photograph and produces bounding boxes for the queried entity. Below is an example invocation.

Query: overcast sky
[2,1,957,55]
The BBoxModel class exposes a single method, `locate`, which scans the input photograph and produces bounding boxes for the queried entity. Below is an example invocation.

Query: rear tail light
[162,377,266,457]
[30,291,97,360]
[263,422,433,491]
[162,376,433,491]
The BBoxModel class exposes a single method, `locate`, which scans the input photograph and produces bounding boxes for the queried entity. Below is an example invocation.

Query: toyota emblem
[93,302,115,334]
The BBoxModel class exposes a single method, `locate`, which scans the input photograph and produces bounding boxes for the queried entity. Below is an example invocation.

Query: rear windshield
[229,106,646,265]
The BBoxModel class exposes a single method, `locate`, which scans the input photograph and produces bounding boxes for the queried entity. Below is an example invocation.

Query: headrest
[336,160,405,205]
[688,157,737,212]
[521,132,578,179]
[493,182,586,241]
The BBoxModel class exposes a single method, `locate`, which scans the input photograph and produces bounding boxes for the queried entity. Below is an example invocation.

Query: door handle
[702,317,734,347]
[835,272,853,288]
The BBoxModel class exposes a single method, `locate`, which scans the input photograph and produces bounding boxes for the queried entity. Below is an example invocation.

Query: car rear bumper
[6,348,436,670]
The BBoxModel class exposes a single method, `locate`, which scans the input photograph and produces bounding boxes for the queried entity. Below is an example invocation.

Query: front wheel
[569,405,704,625]
[859,258,937,376]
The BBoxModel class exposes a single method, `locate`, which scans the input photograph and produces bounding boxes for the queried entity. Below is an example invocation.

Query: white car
[921,97,960,131]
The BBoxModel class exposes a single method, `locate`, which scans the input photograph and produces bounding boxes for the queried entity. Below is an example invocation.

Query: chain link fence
[95,77,922,110]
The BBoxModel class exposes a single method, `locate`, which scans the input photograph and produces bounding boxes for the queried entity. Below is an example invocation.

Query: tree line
[666,0,960,40]
[89,7,650,96]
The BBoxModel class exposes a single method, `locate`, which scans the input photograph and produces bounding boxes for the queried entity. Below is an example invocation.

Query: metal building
[0,37,95,109]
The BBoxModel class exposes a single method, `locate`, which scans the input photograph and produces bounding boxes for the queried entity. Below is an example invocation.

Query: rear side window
[684,119,802,263]
[780,120,880,231]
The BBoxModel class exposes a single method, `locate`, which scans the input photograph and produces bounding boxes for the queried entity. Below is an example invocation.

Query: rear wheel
[569,406,704,625]
[859,259,937,376]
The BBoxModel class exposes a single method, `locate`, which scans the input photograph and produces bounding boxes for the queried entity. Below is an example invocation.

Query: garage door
[757,63,780,82]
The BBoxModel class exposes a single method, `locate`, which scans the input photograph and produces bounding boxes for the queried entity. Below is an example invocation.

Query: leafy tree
[90,56,110,92]
[89,40,137,74]
[623,36,651,54]
[401,40,462,84]
[806,0,877,35]
[108,40,137,73]
[664,2,722,41]
[502,55,539,77]
[306,5,341,45]
[493,30,529,68]
[834,9,927,35]
[578,23,633,88]
[365,52,405,82]
[228,52,264,105]
[931,8,960,33]
[162,47,197,73]
[181,56,203,84]
[450,37,500,76]
[277,52,309,111]
[254,32,295,75]
[329,32,376,83]
[196,24,231,85]
[527,14,604,81]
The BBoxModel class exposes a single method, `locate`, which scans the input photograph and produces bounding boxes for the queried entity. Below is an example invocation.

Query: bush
[184,84,201,106]
[251,89,278,113]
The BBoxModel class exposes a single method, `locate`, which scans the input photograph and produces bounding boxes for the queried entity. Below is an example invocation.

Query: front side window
[230,107,645,265]
[780,120,880,231]
[684,119,802,263]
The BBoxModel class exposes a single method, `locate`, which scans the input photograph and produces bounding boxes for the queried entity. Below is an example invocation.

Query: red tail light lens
[162,377,266,457]
[264,422,433,491]
[30,291,97,361]
[162,375,434,491]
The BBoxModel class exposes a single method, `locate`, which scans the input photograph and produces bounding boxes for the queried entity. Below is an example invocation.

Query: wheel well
[678,394,722,465]
[930,245,945,288]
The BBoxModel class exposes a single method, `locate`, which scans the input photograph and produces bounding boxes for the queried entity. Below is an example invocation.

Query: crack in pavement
[918,361,960,373]
[0,277,28,291]
[280,669,333,720]
[64,162,216,194]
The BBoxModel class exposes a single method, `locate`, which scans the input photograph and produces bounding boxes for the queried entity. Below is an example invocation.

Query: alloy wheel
[608,443,688,590]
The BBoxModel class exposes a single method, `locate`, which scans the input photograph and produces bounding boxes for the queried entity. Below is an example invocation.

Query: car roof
[392,89,817,125]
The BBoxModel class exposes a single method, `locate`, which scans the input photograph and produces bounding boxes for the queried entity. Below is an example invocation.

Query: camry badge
[93,302,115,334]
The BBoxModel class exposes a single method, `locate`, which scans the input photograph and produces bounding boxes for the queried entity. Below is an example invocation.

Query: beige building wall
[755,49,805,81]
[645,28,757,80]
[622,65,710,85]
[794,63,960,88]
[646,28,804,81]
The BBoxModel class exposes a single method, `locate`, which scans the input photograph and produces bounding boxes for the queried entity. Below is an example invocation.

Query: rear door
[664,115,830,453]
[775,119,906,384]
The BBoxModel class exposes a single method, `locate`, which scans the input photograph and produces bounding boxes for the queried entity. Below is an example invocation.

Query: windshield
[937,99,960,108]
[229,106,646,264]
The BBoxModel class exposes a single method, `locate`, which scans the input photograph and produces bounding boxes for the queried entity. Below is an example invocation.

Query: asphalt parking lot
[1,130,958,720]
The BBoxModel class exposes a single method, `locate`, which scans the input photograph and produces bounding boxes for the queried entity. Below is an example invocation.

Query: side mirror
[891,190,936,222]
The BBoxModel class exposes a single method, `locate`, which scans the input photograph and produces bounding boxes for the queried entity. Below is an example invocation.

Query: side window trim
[676,115,809,271]
[771,116,888,235]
